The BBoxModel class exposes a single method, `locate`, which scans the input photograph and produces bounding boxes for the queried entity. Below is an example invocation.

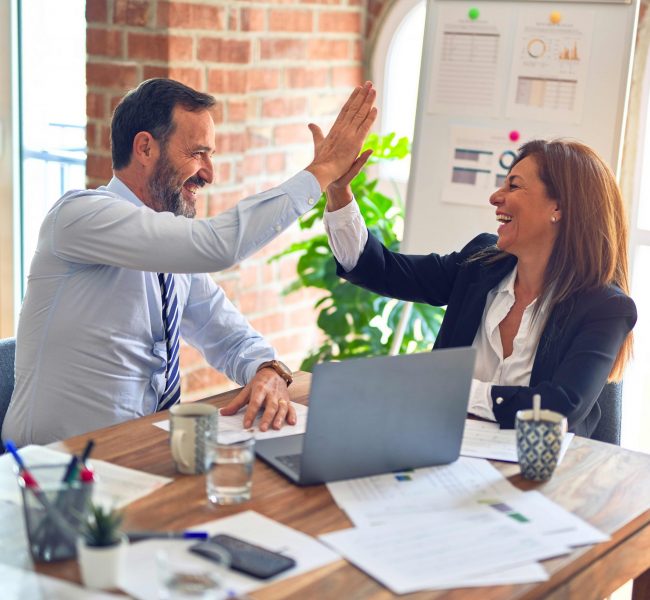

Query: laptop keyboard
[277,453,301,474]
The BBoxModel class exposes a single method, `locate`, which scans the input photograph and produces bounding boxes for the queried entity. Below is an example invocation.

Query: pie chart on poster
[527,38,546,59]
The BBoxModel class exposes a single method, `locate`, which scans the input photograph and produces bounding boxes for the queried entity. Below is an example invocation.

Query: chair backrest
[0,337,16,452]
[590,381,622,445]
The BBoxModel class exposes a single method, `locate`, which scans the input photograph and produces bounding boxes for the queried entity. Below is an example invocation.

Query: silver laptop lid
[297,347,476,484]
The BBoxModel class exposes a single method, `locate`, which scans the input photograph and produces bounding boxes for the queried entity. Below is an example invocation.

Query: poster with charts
[505,7,594,124]
[427,3,510,117]
[441,125,549,208]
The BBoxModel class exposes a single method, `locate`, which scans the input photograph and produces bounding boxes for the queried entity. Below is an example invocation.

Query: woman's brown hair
[512,139,632,380]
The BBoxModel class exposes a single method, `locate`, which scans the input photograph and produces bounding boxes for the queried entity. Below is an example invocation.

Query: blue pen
[126,531,209,542]
[4,440,26,472]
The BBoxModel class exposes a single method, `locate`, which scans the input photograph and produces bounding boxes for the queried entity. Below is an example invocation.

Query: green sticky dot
[468,7,480,20]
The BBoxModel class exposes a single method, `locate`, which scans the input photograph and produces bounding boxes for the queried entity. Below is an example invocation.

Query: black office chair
[0,337,16,454]
[590,382,622,445]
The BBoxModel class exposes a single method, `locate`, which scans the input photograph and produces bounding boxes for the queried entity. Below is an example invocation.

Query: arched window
[370,0,426,183]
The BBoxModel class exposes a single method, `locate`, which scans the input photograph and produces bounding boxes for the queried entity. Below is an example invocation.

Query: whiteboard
[403,0,639,255]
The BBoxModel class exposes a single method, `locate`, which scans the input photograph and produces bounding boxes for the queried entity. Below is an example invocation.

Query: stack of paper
[0,445,172,510]
[461,419,574,463]
[322,457,607,592]
[120,510,340,600]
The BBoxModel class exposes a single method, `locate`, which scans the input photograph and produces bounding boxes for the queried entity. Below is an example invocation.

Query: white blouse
[324,201,548,422]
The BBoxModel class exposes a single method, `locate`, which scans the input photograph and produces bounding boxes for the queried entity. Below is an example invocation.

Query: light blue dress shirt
[3,172,321,446]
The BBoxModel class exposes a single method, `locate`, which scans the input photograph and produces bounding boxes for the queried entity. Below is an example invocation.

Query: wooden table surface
[34,372,650,599]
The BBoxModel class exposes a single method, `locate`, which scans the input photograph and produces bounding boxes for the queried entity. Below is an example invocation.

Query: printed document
[320,505,564,594]
[0,445,171,509]
[154,402,308,444]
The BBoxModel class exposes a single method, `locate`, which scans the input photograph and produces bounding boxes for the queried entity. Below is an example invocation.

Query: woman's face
[489,155,561,260]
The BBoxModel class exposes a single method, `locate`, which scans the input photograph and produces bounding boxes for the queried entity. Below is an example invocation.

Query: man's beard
[147,151,204,218]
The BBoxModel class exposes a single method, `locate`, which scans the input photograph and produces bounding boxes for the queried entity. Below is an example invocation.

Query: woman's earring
[551,216,557,223]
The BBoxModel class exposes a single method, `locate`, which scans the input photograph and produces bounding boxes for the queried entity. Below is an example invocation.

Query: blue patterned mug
[516,409,567,482]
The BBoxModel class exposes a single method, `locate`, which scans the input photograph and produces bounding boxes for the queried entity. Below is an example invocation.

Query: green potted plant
[77,503,126,590]
[271,133,444,370]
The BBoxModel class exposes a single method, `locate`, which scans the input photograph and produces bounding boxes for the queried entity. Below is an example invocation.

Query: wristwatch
[256,359,293,387]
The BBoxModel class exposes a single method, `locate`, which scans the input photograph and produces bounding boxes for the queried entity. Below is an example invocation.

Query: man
[3,78,376,446]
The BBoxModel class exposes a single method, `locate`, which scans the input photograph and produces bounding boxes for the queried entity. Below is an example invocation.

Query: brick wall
[86,0,374,400]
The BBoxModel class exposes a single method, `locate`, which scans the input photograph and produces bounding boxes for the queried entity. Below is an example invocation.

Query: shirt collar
[496,264,550,314]
[105,176,145,208]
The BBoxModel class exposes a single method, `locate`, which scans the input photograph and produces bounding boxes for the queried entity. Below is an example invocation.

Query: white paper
[0,446,171,509]
[505,7,594,124]
[319,505,564,594]
[489,490,609,548]
[428,4,509,117]
[461,420,574,464]
[154,402,308,444]
[0,562,121,600]
[327,457,521,528]
[120,510,340,600]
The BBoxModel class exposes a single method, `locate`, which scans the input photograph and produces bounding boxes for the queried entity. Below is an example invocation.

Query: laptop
[255,347,476,486]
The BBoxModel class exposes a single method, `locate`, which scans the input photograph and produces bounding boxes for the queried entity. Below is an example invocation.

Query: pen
[79,439,95,467]
[4,440,26,472]
[126,531,209,542]
[61,455,79,483]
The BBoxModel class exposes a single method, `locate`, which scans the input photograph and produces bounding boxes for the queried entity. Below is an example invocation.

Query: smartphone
[190,534,297,580]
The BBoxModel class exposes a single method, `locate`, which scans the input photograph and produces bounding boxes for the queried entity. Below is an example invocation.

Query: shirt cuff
[324,199,362,227]
[467,379,497,422]
[280,171,322,215]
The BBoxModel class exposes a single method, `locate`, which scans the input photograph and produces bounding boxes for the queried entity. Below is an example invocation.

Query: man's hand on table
[219,369,297,432]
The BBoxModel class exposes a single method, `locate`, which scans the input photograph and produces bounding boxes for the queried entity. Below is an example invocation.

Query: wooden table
[32,372,650,599]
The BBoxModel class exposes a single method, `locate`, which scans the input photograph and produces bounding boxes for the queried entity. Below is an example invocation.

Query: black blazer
[337,233,637,437]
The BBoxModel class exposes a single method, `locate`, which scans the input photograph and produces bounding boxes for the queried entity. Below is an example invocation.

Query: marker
[4,440,26,472]
[62,455,79,483]
[126,531,210,542]
[79,439,95,466]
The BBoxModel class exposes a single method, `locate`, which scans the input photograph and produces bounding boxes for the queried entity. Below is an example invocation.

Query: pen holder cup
[19,464,94,562]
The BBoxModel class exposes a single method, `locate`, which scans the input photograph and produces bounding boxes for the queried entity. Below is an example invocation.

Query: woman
[323,139,636,437]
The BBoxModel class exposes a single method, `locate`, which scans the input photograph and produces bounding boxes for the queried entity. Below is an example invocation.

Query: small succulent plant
[81,503,124,547]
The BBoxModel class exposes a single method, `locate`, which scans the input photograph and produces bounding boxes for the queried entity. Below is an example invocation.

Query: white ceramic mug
[169,404,218,474]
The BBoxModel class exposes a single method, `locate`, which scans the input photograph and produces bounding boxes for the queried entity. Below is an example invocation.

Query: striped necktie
[157,272,181,410]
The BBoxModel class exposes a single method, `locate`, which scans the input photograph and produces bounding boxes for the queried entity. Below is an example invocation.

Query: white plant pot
[77,534,128,590]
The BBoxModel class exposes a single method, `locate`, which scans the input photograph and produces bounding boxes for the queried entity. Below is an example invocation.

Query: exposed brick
[227,99,254,123]
[87,28,123,58]
[183,366,232,395]
[351,39,363,61]
[248,69,281,92]
[113,0,150,27]
[261,97,308,119]
[274,123,312,146]
[86,0,108,23]
[86,122,98,149]
[241,8,265,32]
[240,263,260,288]
[86,63,138,89]
[129,34,193,62]
[214,132,248,155]
[101,125,111,149]
[307,39,348,60]
[198,39,251,64]
[158,2,225,30]
[179,344,204,370]
[239,289,283,314]
[269,10,313,32]
[332,65,363,87]
[87,92,106,119]
[287,67,329,88]
[265,152,286,174]
[246,126,273,149]
[250,312,286,335]
[167,67,204,91]
[260,39,308,61]
[311,94,346,117]
[208,69,248,94]
[271,333,308,356]
[242,154,264,177]
[86,154,113,180]
[319,10,362,33]
[213,162,233,185]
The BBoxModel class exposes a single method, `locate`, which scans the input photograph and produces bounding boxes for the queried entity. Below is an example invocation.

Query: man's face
[146,107,216,218]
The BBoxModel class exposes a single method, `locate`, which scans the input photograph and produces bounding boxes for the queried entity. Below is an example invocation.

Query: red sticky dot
[509,131,520,142]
